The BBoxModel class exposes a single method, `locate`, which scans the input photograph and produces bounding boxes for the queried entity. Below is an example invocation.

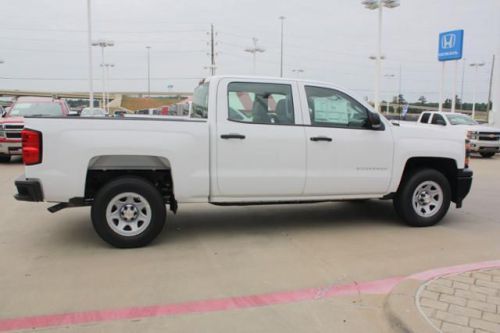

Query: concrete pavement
[0,155,499,332]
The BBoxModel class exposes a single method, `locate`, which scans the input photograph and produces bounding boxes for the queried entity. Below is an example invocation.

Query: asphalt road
[0,156,499,332]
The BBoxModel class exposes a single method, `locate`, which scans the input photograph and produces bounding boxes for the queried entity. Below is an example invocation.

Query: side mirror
[368,112,384,130]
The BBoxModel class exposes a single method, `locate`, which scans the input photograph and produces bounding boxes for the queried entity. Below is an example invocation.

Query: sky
[0,0,499,103]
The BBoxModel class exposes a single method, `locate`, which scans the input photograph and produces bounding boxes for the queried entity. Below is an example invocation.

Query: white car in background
[416,111,500,158]
[80,107,107,117]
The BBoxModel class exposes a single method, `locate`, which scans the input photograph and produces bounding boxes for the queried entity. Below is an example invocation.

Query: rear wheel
[394,169,451,227]
[91,177,166,248]
[0,155,10,163]
[480,152,495,158]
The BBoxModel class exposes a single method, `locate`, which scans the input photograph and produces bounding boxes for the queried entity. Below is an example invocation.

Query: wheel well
[400,157,459,203]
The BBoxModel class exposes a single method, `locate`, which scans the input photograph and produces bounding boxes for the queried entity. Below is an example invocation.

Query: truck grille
[6,132,21,139]
[478,132,500,141]
[2,123,24,140]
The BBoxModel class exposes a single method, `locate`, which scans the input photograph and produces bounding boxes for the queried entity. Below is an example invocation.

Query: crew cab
[14,76,473,248]
[417,111,500,158]
[0,97,70,162]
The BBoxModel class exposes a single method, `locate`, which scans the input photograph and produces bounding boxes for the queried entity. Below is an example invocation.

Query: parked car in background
[0,97,69,162]
[135,108,160,115]
[80,107,107,117]
[15,76,472,247]
[417,111,500,158]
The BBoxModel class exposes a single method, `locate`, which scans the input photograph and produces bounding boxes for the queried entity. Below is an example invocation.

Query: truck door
[213,79,306,199]
[300,84,394,196]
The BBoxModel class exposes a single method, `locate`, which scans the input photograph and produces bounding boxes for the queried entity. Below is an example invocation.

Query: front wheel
[394,169,451,227]
[91,177,166,248]
[480,152,496,158]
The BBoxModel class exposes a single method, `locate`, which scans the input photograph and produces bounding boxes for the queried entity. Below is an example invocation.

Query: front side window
[305,86,369,129]
[227,82,295,125]
[431,114,446,125]
[191,83,209,119]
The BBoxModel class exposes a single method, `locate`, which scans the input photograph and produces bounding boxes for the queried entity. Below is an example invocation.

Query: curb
[384,260,500,333]
[384,278,438,333]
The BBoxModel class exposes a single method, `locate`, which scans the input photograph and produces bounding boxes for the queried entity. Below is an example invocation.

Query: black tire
[91,176,166,248]
[0,155,10,163]
[393,168,451,227]
[480,152,495,158]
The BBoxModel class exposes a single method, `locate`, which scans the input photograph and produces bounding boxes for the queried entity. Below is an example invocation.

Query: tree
[443,98,452,109]
[418,96,427,105]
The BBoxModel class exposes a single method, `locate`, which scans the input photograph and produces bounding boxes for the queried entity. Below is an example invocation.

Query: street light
[92,39,114,108]
[146,46,151,97]
[362,0,400,113]
[292,69,304,77]
[279,16,285,77]
[100,63,114,113]
[244,38,265,74]
[470,62,485,119]
[87,0,94,111]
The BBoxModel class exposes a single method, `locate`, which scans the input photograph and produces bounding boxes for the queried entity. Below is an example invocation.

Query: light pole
[146,46,151,97]
[244,38,265,74]
[100,63,114,113]
[87,0,94,110]
[470,62,485,119]
[92,39,114,108]
[279,16,285,77]
[362,0,400,113]
[292,69,304,77]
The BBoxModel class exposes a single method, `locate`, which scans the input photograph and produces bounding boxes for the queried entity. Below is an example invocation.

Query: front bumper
[14,176,44,202]
[0,139,22,155]
[469,139,500,153]
[454,168,473,208]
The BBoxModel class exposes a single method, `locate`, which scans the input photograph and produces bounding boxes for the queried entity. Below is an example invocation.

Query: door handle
[310,136,332,142]
[221,133,246,140]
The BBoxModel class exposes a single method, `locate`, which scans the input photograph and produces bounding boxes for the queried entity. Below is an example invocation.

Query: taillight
[21,129,42,165]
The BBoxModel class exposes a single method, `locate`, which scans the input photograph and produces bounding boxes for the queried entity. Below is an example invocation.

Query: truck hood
[0,116,24,124]
[454,124,500,133]
[391,121,466,142]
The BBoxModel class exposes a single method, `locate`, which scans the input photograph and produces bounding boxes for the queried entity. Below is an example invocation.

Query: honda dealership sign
[438,30,464,61]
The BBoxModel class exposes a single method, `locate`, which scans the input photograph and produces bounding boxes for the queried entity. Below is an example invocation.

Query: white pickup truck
[416,111,500,158]
[14,76,473,248]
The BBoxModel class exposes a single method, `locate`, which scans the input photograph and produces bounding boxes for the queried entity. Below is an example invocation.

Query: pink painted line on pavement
[1,260,500,332]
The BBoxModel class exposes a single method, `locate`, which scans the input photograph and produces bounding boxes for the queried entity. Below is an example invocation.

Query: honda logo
[441,33,456,49]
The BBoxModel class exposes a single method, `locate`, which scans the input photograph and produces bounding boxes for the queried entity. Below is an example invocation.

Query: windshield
[446,114,478,125]
[9,102,63,117]
[191,83,209,119]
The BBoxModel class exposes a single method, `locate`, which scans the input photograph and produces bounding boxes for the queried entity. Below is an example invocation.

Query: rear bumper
[14,175,44,202]
[454,168,473,208]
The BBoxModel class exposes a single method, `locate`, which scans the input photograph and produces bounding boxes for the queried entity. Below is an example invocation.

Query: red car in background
[0,97,70,162]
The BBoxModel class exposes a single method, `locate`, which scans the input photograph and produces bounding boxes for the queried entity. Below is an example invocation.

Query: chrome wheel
[412,181,443,218]
[105,192,151,237]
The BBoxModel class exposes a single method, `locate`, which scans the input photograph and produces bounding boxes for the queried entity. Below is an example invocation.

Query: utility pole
[470,62,485,119]
[279,16,285,77]
[245,38,265,74]
[210,24,216,76]
[487,54,495,121]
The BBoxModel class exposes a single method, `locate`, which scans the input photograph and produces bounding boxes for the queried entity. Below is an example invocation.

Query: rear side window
[420,113,431,123]
[227,82,295,125]
[191,83,209,119]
